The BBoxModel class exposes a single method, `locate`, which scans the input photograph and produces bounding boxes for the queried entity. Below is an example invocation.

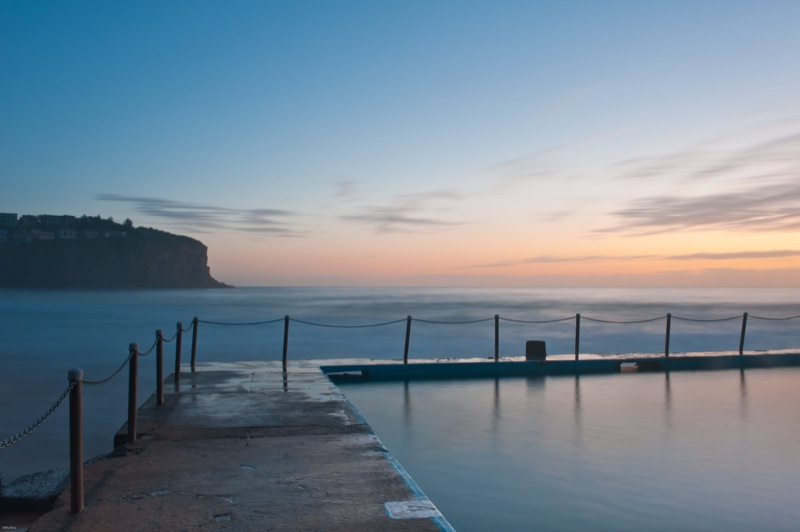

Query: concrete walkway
[30,361,452,531]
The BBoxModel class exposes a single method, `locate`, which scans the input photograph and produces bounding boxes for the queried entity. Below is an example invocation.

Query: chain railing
[0,380,76,450]
[196,310,800,364]
[2,308,798,515]
[0,318,196,514]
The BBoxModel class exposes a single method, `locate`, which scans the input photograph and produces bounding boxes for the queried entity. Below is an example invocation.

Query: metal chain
[750,314,800,321]
[291,317,407,328]
[199,318,284,326]
[1,380,76,449]
[196,312,800,328]
[582,315,667,324]
[413,317,495,325]
[500,316,576,324]
[137,338,158,357]
[672,315,741,322]
[83,352,134,386]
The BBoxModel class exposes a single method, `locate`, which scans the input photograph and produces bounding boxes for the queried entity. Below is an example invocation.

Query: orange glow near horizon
[206,228,800,288]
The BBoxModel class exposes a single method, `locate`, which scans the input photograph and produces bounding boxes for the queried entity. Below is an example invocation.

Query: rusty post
[665,313,672,358]
[403,315,412,364]
[494,314,499,362]
[574,313,581,360]
[68,369,84,514]
[739,312,749,355]
[174,322,183,384]
[128,343,138,443]
[156,329,164,406]
[282,315,290,370]
[190,316,198,372]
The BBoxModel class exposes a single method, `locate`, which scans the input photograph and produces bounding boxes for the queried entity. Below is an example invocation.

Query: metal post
[282,315,290,370]
[574,313,581,360]
[174,322,183,384]
[403,315,412,364]
[68,369,84,514]
[190,316,198,372]
[156,329,164,406]
[128,343,138,443]
[665,313,672,358]
[494,314,499,362]
[739,312,748,355]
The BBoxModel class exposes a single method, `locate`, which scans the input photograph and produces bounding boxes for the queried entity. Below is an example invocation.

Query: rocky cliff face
[0,224,229,289]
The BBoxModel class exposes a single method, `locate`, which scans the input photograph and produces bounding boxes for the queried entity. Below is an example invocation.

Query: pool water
[338,368,800,531]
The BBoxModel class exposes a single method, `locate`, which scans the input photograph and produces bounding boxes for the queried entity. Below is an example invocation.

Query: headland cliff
[0,213,229,289]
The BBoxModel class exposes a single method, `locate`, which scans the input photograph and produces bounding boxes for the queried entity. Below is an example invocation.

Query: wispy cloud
[97,194,303,236]
[596,114,800,235]
[613,130,800,183]
[331,180,360,202]
[668,249,800,260]
[472,254,655,268]
[473,249,800,269]
[340,190,462,233]
[602,181,800,235]
[611,113,800,183]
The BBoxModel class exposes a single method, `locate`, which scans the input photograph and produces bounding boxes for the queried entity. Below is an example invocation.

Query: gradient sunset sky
[3,1,800,287]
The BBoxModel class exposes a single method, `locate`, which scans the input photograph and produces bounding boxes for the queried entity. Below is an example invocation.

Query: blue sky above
[2,1,800,286]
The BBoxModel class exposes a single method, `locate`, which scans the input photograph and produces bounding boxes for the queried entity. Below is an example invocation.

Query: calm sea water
[340,369,800,531]
[1,286,799,482]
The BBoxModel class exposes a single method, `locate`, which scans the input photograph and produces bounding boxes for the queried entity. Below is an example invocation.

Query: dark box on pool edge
[525,340,547,361]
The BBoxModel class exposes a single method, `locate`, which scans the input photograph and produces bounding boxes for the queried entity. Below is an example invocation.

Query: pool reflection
[340,367,800,532]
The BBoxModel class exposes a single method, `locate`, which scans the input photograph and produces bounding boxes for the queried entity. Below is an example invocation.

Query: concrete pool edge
[23,361,456,531]
[321,352,800,381]
[333,386,457,532]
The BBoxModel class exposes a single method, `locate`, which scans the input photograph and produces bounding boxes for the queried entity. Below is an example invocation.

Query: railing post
[128,343,138,443]
[156,329,164,406]
[190,316,198,372]
[494,314,499,362]
[404,315,412,364]
[68,368,84,514]
[739,312,748,355]
[574,313,581,360]
[665,313,672,358]
[174,322,183,384]
[282,315,290,370]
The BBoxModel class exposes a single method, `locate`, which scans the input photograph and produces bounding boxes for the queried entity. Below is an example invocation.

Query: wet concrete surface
[28,361,451,531]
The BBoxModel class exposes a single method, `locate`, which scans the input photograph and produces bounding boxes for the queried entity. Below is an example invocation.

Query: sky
[2,1,800,287]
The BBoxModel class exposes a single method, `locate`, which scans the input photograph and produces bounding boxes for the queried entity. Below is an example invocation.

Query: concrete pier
[30,361,451,531]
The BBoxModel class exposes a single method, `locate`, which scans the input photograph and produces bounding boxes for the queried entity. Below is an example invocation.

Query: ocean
[1,286,799,482]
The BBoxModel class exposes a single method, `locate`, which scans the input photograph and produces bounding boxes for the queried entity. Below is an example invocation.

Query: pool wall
[322,352,800,381]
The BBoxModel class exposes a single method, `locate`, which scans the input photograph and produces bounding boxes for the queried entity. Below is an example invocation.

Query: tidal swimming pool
[338,367,800,532]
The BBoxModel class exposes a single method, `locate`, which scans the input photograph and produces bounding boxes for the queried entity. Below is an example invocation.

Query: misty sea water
[1,286,799,526]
